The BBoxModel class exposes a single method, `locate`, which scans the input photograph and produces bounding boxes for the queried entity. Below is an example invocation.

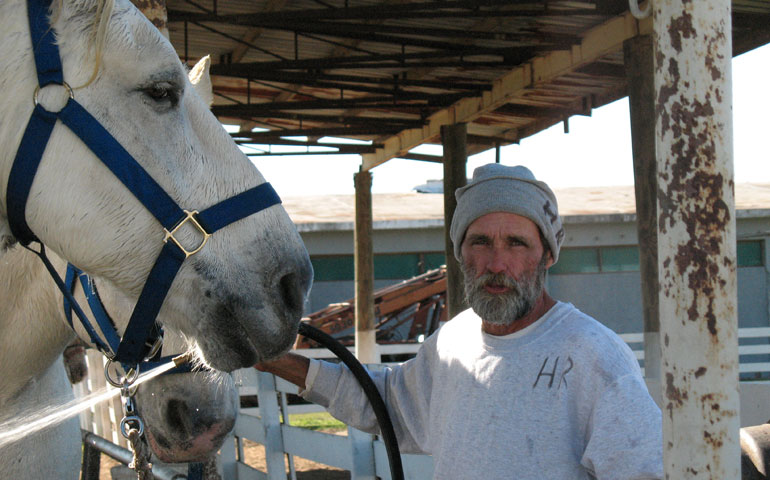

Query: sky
[243,42,770,197]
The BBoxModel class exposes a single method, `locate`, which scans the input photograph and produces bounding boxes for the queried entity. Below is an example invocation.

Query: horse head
[0,0,313,372]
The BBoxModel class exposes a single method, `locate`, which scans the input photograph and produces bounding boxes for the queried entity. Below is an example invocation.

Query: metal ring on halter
[145,335,163,361]
[32,82,74,110]
[104,359,140,388]
[120,415,145,438]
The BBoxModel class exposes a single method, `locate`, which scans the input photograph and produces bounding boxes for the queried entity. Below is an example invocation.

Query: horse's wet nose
[164,397,232,440]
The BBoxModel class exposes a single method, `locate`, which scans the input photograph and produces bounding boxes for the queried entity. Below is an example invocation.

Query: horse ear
[0,214,16,258]
[189,55,214,107]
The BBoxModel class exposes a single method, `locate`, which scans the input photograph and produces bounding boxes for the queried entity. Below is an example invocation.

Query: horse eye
[144,83,179,106]
[148,86,169,100]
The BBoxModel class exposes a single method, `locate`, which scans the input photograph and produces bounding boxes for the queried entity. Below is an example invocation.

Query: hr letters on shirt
[533,356,573,390]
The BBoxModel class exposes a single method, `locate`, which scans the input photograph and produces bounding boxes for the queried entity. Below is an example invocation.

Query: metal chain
[111,365,154,480]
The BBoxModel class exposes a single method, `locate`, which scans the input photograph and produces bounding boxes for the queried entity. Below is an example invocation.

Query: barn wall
[299,214,770,342]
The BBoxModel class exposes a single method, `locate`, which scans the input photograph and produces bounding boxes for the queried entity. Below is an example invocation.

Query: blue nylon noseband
[7,0,282,367]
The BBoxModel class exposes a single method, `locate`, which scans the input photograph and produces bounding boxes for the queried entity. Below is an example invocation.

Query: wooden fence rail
[620,327,770,376]
[225,367,434,479]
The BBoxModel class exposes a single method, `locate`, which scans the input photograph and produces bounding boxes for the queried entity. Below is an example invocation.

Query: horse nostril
[166,399,193,439]
[279,272,304,315]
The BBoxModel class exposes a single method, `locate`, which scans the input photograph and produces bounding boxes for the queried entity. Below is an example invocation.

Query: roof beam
[168,1,603,24]
[225,110,424,127]
[361,10,652,170]
[233,126,404,140]
[210,93,469,116]
[210,47,539,72]
[211,69,490,92]
[181,17,579,53]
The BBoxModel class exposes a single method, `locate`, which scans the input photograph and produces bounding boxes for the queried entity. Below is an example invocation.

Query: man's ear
[0,214,16,259]
[544,251,554,270]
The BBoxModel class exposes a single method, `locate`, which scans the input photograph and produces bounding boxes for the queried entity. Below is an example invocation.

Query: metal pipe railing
[80,430,187,480]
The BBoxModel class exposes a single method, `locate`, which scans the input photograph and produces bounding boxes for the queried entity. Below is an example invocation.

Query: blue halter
[63,263,197,375]
[7,0,282,367]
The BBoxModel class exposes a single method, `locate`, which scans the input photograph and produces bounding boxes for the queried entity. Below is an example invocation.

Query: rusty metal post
[441,124,468,320]
[130,0,169,39]
[354,170,379,363]
[654,0,739,477]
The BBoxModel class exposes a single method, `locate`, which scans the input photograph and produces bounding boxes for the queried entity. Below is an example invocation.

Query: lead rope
[127,427,154,480]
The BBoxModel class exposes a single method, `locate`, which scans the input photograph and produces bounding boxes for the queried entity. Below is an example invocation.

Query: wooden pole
[354,170,379,363]
[441,124,468,320]
[624,35,661,391]
[130,0,169,39]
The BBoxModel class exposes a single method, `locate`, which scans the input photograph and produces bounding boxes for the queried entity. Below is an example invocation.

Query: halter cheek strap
[8,0,282,366]
[65,263,196,375]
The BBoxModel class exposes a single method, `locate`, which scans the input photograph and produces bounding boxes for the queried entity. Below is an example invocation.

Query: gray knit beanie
[449,164,564,263]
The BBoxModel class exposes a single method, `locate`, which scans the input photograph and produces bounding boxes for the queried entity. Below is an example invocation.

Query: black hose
[298,322,405,480]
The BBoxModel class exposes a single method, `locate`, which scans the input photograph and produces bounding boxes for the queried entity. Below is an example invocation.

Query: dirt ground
[96,431,349,479]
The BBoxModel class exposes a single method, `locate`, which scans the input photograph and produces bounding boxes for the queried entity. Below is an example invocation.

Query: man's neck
[482,292,556,336]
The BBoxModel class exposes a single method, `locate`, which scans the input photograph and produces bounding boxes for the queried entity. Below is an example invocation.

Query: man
[258,164,663,479]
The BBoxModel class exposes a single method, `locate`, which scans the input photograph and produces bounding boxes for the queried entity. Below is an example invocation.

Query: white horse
[0,0,313,477]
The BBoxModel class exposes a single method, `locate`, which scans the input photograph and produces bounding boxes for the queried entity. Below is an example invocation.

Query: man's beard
[462,255,549,327]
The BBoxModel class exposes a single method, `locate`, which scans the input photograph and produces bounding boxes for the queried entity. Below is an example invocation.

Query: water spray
[0,361,176,451]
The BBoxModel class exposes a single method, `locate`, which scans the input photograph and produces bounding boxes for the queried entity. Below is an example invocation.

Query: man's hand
[255,352,311,390]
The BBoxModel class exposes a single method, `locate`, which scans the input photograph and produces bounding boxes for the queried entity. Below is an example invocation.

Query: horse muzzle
[134,370,239,463]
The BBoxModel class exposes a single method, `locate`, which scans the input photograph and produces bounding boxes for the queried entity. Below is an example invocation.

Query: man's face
[460,212,552,326]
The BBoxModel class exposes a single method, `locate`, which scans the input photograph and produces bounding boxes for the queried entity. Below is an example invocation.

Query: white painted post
[654,0,739,477]
[257,371,289,480]
[218,432,237,480]
[349,426,377,480]
[279,391,298,480]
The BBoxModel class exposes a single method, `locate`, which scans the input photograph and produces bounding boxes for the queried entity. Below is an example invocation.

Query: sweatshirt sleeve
[580,373,663,479]
[299,344,436,454]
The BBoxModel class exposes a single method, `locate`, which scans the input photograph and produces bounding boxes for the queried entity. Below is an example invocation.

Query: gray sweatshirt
[302,302,663,479]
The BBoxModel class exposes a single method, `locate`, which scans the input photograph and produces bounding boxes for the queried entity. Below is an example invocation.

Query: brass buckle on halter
[163,210,211,258]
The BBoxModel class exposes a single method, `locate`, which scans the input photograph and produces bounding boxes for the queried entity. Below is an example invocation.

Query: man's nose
[485,248,508,274]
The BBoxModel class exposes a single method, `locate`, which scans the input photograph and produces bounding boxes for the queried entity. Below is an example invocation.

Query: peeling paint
[666,372,687,407]
[667,12,695,53]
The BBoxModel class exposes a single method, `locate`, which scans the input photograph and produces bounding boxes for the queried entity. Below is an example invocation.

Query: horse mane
[52,0,116,88]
